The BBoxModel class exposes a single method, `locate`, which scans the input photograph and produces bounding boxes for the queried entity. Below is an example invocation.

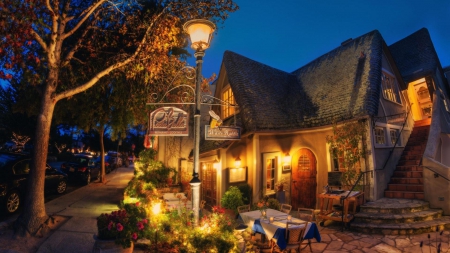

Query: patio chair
[297,208,314,222]
[272,221,308,253]
[238,204,251,214]
[280,204,292,214]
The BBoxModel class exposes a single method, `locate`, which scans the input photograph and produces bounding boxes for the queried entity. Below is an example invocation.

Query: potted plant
[220,186,244,218]
[95,203,150,252]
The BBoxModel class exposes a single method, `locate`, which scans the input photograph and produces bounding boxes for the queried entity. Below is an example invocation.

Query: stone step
[403,150,424,156]
[360,198,429,214]
[397,160,420,166]
[392,170,423,178]
[388,184,424,192]
[354,209,442,224]
[390,177,423,184]
[395,165,423,172]
[404,145,426,151]
[400,154,423,160]
[384,191,424,199]
[350,216,450,235]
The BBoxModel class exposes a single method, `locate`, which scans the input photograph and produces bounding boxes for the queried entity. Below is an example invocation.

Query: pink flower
[107,221,113,231]
[137,222,144,230]
[116,223,124,232]
[132,233,138,240]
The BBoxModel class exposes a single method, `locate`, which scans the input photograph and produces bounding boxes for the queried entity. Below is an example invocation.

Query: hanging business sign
[149,107,189,136]
[205,126,241,140]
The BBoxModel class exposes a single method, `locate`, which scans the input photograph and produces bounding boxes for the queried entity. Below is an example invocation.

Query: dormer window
[222,85,235,119]
[381,71,402,104]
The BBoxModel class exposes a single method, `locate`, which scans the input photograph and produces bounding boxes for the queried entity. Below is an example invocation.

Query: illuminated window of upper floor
[221,85,235,119]
[381,71,402,104]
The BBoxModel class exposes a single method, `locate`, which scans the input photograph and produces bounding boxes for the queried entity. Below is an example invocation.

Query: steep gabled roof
[389,28,441,83]
[222,30,384,132]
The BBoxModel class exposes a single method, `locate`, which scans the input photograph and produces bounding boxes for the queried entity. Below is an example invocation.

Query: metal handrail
[422,165,450,182]
[377,108,412,171]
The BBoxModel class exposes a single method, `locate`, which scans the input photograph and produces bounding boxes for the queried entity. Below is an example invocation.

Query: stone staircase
[351,198,450,235]
[351,118,450,235]
[383,119,430,199]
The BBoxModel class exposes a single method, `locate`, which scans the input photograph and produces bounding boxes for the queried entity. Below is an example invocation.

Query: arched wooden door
[291,148,317,209]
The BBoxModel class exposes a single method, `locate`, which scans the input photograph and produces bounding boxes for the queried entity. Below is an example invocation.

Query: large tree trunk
[14,78,56,237]
[100,127,106,183]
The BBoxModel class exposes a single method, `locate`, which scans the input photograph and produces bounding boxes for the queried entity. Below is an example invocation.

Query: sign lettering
[149,107,189,136]
[205,126,241,140]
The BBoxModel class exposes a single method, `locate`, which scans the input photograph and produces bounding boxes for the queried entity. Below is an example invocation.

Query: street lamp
[183,19,216,225]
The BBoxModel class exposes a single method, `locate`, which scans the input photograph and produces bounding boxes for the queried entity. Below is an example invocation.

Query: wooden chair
[280,204,292,214]
[238,204,251,214]
[297,208,314,222]
[272,221,308,253]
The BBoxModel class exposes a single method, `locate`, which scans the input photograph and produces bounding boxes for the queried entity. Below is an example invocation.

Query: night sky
[187,0,450,80]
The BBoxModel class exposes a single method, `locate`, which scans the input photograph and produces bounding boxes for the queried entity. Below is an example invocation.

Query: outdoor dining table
[239,209,321,250]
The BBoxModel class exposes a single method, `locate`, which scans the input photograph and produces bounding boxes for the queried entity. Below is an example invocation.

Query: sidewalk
[36,166,134,253]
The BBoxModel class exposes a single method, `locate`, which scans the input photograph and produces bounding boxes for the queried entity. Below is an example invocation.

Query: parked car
[0,152,68,214]
[93,156,113,174]
[1,141,16,151]
[60,154,100,185]
[106,151,123,168]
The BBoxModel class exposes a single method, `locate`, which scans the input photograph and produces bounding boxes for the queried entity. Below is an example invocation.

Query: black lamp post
[183,19,216,226]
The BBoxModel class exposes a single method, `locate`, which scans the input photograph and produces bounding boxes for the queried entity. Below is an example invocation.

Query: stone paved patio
[307,221,449,253]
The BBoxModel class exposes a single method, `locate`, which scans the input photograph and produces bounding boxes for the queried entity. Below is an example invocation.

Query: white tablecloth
[239,209,311,239]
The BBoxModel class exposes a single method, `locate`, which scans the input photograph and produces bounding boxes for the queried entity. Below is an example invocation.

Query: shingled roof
[222,30,384,132]
[389,28,441,83]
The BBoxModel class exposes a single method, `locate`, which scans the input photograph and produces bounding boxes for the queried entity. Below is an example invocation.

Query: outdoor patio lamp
[235,157,242,168]
[183,19,216,226]
[183,19,215,51]
[283,153,291,164]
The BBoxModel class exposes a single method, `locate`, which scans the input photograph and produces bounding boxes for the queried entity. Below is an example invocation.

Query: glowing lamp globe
[183,19,215,51]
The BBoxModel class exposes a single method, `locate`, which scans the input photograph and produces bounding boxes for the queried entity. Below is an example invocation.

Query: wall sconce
[283,153,291,171]
[213,158,219,170]
[235,157,241,168]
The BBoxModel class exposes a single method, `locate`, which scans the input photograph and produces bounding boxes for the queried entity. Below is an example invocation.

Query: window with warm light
[374,127,386,145]
[390,129,400,145]
[266,158,275,192]
[381,71,402,104]
[222,85,235,119]
[201,163,217,207]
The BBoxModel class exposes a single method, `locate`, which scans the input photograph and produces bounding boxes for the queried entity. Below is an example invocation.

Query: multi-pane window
[222,86,235,119]
[374,127,385,145]
[201,163,217,207]
[381,71,402,104]
[390,129,399,145]
[266,158,275,192]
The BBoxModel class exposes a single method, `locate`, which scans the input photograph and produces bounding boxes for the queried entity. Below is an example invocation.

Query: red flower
[107,221,113,231]
[142,219,148,224]
[135,202,140,207]
[116,223,124,232]
[137,222,144,231]
[132,233,138,240]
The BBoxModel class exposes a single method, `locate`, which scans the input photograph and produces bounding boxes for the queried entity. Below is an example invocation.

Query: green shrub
[237,183,252,205]
[220,186,244,214]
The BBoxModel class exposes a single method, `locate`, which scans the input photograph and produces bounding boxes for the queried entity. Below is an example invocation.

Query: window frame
[221,85,236,119]
[381,70,402,105]
[374,126,386,146]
